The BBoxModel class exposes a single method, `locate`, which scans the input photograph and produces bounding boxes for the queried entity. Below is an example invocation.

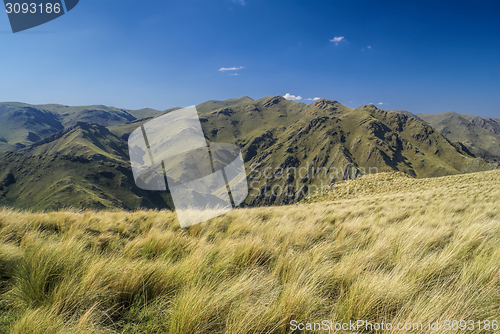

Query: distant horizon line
[0,98,495,119]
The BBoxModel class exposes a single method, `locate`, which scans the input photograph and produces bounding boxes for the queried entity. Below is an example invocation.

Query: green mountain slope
[0,97,498,210]
[107,108,180,140]
[39,104,160,127]
[418,111,500,161]
[0,103,161,154]
[112,96,497,206]
[195,96,496,205]
[0,103,64,152]
[0,122,172,211]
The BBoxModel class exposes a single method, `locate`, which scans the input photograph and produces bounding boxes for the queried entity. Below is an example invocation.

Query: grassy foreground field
[0,171,499,333]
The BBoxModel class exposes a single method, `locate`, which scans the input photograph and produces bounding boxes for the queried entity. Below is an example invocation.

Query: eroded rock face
[280,155,300,169]
[212,108,235,117]
[471,116,486,127]
[313,99,339,110]
[0,173,15,190]
[244,131,276,162]
[263,96,285,108]
[470,116,500,135]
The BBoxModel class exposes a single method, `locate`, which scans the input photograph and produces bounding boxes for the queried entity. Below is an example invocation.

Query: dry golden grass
[0,170,499,333]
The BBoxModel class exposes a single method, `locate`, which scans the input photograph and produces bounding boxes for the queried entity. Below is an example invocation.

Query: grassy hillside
[302,168,500,203]
[1,97,498,210]
[0,103,64,152]
[419,111,500,161]
[196,96,496,205]
[38,104,160,127]
[0,170,498,333]
[0,123,172,211]
[0,103,160,153]
[112,96,498,206]
[38,104,160,121]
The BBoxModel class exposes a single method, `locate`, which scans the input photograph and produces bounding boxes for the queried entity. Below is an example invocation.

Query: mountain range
[0,97,498,210]
[0,102,160,152]
[418,111,500,161]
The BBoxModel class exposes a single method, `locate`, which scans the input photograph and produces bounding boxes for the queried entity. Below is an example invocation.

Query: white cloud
[377,102,383,105]
[330,36,345,42]
[234,0,245,5]
[330,36,345,45]
[229,73,239,76]
[219,66,243,72]
[305,97,321,101]
[283,93,302,101]
[367,45,371,49]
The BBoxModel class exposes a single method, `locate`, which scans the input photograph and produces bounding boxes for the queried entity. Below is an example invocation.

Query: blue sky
[0,0,499,117]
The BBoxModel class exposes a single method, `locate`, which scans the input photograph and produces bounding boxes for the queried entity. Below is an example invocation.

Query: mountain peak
[360,104,379,110]
[442,111,459,117]
[262,95,285,107]
[312,99,340,110]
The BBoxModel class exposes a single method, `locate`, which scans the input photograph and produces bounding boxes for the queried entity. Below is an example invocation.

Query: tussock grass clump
[0,170,499,333]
